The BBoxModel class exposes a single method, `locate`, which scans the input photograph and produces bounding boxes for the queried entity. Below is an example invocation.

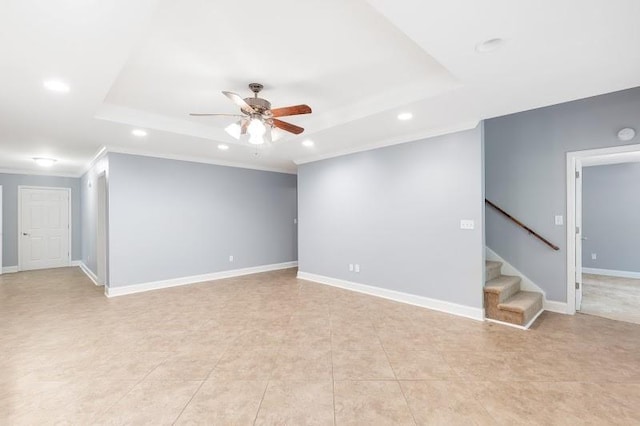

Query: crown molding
[0,167,80,178]
[293,120,480,165]
[103,146,298,175]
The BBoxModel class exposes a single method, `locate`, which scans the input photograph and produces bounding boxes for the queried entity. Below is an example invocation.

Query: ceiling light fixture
[302,139,314,147]
[131,129,148,137]
[225,122,242,140]
[33,157,57,167]
[43,79,70,93]
[247,117,267,145]
[617,127,636,141]
[217,144,229,151]
[397,112,413,121]
[475,38,505,53]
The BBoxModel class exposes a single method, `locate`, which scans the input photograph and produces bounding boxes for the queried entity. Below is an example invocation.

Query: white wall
[298,124,485,312]
[107,153,298,287]
[582,162,640,273]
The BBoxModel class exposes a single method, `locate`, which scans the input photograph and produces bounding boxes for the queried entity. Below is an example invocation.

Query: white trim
[76,261,102,286]
[544,299,569,314]
[582,267,640,279]
[105,261,298,297]
[485,247,546,295]
[296,271,484,321]
[485,307,544,330]
[79,146,108,177]
[105,146,297,175]
[293,121,480,165]
[0,168,79,178]
[2,266,18,274]
[18,186,72,271]
[566,143,640,315]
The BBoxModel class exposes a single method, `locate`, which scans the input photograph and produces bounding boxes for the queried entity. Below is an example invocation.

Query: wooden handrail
[485,199,560,251]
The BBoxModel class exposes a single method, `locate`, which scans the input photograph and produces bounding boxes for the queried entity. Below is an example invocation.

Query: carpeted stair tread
[485,261,502,282]
[498,291,543,314]
[484,275,521,302]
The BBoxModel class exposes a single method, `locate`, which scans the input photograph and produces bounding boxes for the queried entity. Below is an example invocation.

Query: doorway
[18,186,71,271]
[566,143,640,316]
[96,174,107,286]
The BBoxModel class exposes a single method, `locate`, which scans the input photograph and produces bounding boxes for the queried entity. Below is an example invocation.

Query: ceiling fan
[190,83,312,145]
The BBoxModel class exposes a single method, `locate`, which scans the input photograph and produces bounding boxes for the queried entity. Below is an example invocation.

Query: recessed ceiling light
[33,157,57,167]
[43,79,70,93]
[217,144,229,151]
[475,38,505,53]
[131,129,148,137]
[302,139,314,147]
[397,112,413,121]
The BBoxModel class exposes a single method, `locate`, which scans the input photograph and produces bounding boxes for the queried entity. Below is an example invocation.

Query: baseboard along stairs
[484,260,544,329]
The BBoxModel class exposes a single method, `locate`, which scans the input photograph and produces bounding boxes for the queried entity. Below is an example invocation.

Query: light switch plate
[460,219,475,230]
[349,264,354,272]
[555,215,564,225]
[354,264,360,273]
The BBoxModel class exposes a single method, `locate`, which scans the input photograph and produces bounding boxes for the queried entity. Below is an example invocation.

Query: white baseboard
[485,307,545,330]
[77,262,102,286]
[1,265,18,274]
[543,299,569,314]
[105,261,298,297]
[296,271,484,321]
[582,267,640,279]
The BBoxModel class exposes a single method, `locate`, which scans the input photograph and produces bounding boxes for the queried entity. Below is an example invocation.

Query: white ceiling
[1,0,639,176]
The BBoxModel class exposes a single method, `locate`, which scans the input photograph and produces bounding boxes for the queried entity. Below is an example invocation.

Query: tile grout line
[171,343,231,425]
[330,324,337,426]
[95,351,172,422]
[252,380,270,426]
[375,319,419,426]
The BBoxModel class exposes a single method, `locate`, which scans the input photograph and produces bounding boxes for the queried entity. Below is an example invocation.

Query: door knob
[22,232,29,236]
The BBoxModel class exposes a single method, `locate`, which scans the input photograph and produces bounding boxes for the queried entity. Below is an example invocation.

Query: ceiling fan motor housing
[244,96,271,113]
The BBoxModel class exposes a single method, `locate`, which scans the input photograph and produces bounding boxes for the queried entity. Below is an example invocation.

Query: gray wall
[80,155,109,275]
[298,125,485,309]
[107,153,297,287]
[485,87,640,302]
[0,173,81,267]
[582,162,640,273]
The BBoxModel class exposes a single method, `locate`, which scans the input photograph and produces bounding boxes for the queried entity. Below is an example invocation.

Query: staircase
[484,260,543,328]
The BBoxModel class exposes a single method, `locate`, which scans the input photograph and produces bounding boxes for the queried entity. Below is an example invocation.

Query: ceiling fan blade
[222,91,256,114]
[272,118,304,135]
[190,113,244,117]
[270,104,312,117]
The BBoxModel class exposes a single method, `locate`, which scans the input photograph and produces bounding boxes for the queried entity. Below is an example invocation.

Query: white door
[19,187,70,271]
[575,163,583,310]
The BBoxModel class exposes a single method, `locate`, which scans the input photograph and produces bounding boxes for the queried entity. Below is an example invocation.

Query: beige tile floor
[582,273,640,324]
[1,267,640,425]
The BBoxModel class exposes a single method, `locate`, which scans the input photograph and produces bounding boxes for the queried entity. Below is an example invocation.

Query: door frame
[17,186,72,271]
[566,143,640,314]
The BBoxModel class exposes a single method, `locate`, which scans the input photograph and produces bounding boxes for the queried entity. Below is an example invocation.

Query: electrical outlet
[229,255,234,262]
[354,264,360,273]
[555,215,564,226]
[349,264,354,272]
[294,218,297,224]
[591,253,597,260]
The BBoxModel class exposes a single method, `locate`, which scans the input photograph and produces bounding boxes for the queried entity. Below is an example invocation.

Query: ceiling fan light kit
[191,83,312,148]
